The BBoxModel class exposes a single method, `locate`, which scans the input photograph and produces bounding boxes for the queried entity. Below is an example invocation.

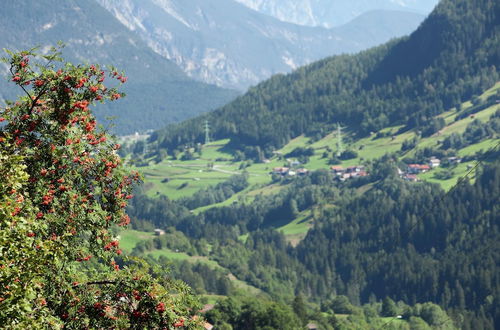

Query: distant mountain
[234,0,439,27]
[97,0,425,90]
[0,0,238,134]
[151,0,499,156]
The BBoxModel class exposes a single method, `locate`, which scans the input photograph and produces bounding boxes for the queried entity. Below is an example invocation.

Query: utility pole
[336,123,343,157]
[204,120,210,145]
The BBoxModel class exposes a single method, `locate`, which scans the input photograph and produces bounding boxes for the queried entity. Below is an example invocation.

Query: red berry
[174,319,184,327]
[156,302,165,313]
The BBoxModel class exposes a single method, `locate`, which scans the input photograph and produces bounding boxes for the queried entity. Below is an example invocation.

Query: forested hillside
[0,0,238,134]
[115,0,500,328]
[2,0,498,328]
[126,155,499,328]
[149,0,499,159]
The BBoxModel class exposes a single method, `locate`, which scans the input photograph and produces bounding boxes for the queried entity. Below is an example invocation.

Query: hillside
[96,0,425,90]
[120,0,500,327]
[123,82,499,328]
[235,0,438,27]
[131,83,499,199]
[2,0,498,328]
[0,0,238,134]
[122,95,498,306]
[149,0,499,157]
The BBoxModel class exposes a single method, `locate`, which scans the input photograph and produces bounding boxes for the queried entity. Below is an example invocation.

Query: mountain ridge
[97,0,426,90]
[0,0,239,134]
[148,0,498,157]
[234,0,438,27]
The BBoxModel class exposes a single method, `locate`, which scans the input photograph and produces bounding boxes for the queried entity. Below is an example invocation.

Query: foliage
[204,293,455,330]
[0,47,201,328]
[339,149,358,160]
[285,147,315,159]
[381,297,399,317]
[441,110,500,150]
[178,174,249,210]
[128,159,500,327]
[206,296,302,330]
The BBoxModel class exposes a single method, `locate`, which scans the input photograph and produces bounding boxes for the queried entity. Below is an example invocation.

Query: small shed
[154,229,165,236]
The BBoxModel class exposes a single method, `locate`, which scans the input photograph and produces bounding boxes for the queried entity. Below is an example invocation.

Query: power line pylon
[336,123,344,157]
[204,120,210,145]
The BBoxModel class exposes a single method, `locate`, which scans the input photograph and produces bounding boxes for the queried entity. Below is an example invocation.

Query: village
[271,158,368,182]
[271,156,465,183]
[398,156,463,182]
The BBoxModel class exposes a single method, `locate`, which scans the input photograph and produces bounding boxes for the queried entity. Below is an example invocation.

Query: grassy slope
[118,228,263,295]
[126,82,499,260]
[278,210,314,246]
[118,230,155,253]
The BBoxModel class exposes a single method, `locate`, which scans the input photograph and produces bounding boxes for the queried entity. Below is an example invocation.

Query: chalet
[346,165,365,173]
[154,229,165,236]
[403,174,420,182]
[407,164,430,174]
[429,157,441,168]
[331,166,344,175]
[339,173,352,181]
[272,167,289,175]
[287,170,297,176]
[333,165,369,181]
[296,168,309,176]
[356,171,368,177]
[348,170,368,179]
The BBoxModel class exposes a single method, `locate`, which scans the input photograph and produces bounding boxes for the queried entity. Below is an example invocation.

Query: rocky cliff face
[234,0,439,27]
[97,0,426,90]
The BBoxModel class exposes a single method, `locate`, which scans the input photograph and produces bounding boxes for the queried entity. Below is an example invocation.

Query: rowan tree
[0,46,201,329]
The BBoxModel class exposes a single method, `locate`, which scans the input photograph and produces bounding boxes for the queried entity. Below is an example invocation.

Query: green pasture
[278,210,313,236]
[458,138,498,156]
[418,161,476,191]
[200,295,226,305]
[278,135,311,154]
[118,228,263,295]
[133,84,498,206]
[277,210,314,246]
[416,103,498,151]
[146,248,191,261]
[479,82,500,101]
[199,139,233,160]
[118,229,155,253]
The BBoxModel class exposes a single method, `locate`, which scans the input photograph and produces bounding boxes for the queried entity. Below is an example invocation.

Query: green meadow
[123,83,499,257]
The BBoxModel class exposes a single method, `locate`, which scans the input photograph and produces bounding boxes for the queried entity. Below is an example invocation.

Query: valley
[118,83,499,328]
[127,83,499,201]
[1,0,498,328]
